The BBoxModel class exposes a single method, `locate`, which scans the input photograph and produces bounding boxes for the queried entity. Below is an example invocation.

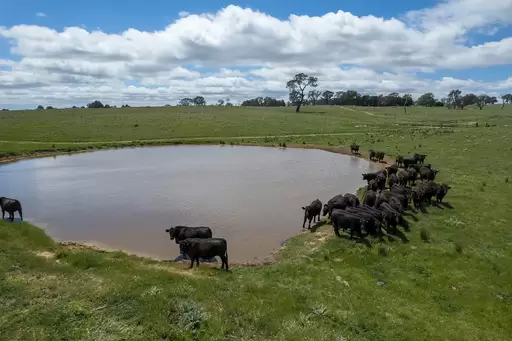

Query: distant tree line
[241,96,286,107]
[25,76,512,112]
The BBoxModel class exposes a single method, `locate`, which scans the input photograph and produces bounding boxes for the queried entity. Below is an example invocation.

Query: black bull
[165,226,213,260]
[0,197,23,222]
[179,238,229,270]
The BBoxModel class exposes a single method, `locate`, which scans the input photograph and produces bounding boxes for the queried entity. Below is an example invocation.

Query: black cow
[378,203,401,232]
[376,173,387,190]
[367,179,379,192]
[165,226,213,256]
[390,184,411,197]
[386,164,399,176]
[419,167,439,181]
[362,170,386,183]
[411,163,431,172]
[415,181,438,206]
[397,170,410,187]
[376,191,408,210]
[0,197,23,222]
[179,238,228,270]
[350,144,360,154]
[363,190,377,207]
[402,157,417,168]
[302,199,322,229]
[388,173,399,188]
[414,153,427,164]
[406,167,418,185]
[345,207,382,235]
[396,155,404,167]
[375,151,385,162]
[330,210,365,239]
[343,193,360,207]
[435,184,451,203]
[323,195,349,217]
[369,149,376,161]
[165,226,212,243]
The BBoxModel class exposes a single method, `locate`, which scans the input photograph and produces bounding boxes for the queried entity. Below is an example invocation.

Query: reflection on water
[0,145,379,262]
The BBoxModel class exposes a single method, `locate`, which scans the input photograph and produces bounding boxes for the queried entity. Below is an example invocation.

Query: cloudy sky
[0,0,511,109]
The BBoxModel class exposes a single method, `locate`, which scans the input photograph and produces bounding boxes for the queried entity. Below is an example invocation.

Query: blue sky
[0,0,511,108]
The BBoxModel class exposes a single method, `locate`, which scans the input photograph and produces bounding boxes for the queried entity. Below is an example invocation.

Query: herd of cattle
[302,149,451,240]
[2,148,451,271]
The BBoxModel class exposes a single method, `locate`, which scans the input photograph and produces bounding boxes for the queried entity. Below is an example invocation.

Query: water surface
[0,145,378,262]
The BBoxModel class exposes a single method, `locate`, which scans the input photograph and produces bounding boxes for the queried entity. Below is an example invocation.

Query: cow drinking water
[0,197,23,222]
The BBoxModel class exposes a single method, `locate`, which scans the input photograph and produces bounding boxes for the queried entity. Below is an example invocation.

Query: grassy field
[1,105,512,340]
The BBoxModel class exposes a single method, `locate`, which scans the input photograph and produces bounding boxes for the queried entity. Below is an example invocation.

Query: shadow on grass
[308,220,327,233]
[419,205,429,214]
[400,218,411,232]
[441,201,454,209]
[384,228,409,243]
[337,234,372,248]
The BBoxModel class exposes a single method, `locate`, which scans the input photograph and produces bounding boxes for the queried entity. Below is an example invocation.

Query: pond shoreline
[1,141,389,267]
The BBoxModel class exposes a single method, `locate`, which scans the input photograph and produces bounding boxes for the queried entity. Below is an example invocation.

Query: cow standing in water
[0,197,23,222]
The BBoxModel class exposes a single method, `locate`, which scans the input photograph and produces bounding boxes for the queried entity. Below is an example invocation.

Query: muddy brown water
[0,145,379,263]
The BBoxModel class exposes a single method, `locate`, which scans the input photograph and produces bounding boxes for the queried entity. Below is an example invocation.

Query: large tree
[87,100,104,109]
[322,90,334,105]
[501,94,512,109]
[286,73,318,112]
[416,92,437,107]
[461,93,477,109]
[178,98,194,106]
[447,89,462,109]
[193,96,206,106]
[403,94,413,113]
[308,90,321,105]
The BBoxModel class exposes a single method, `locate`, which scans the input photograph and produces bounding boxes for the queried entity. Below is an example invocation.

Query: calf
[302,199,322,229]
[0,197,23,222]
[350,144,360,154]
[179,238,228,270]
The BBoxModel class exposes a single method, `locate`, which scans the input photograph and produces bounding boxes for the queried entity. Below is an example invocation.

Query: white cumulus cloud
[35,12,47,17]
[0,1,510,108]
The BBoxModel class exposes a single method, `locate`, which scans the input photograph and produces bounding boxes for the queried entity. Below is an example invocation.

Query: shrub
[454,242,464,254]
[169,300,208,333]
[420,228,431,243]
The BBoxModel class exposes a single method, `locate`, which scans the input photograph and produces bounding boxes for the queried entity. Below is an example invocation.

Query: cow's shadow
[1,217,23,222]
[337,234,372,248]
[173,254,218,263]
[308,220,327,233]
[441,202,454,209]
